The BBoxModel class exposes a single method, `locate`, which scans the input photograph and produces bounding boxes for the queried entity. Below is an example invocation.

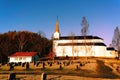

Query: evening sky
[0,0,120,46]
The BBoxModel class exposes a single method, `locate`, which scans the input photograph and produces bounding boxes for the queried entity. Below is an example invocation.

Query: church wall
[106,50,118,58]
[55,44,107,57]
[93,46,106,57]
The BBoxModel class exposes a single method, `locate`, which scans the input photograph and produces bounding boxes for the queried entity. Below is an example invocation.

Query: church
[52,19,118,58]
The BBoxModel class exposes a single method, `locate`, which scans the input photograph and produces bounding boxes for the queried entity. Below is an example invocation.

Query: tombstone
[80,63,82,66]
[43,73,47,80]
[80,62,85,67]
[59,64,63,70]
[36,62,40,67]
[49,62,52,67]
[41,72,47,80]
[9,73,16,80]
[14,63,18,66]
[10,63,14,70]
[57,62,59,65]
[76,65,79,69]
[18,62,22,66]
[67,61,70,66]
[26,62,29,70]
[43,62,45,69]
[22,63,26,67]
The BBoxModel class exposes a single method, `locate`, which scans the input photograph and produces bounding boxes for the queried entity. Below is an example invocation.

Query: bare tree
[112,26,120,50]
[17,32,27,52]
[69,32,75,59]
[81,17,89,36]
[81,17,89,61]
[37,30,46,38]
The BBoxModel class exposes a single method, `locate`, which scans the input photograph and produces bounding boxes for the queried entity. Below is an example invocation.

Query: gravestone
[9,73,16,80]
[43,62,45,69]
[26,62,29,70]
[36,62,40,67]
[22,63,26,67]
[41,72,47,80]
[76,65,79,69]
[59,64,63,70]
[10,63,14,70]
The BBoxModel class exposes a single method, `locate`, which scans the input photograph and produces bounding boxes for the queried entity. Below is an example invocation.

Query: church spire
[55,17,59,32]
[53,17,60,39]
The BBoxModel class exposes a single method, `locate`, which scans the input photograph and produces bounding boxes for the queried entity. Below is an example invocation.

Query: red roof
[10,52,37,57]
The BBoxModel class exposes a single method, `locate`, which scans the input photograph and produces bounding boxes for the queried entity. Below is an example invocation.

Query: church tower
[53,18,60,39]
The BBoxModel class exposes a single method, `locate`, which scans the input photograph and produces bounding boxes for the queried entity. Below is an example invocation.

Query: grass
[1,58,120,79]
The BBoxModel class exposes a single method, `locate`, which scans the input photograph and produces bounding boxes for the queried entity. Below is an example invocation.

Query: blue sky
[0,0,120,46]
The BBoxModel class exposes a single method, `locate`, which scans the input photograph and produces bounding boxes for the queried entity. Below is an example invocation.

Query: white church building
[52,20,118,58]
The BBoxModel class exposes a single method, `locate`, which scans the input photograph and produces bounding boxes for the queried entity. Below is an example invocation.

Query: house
[9,52,39,63]
[52,19,118,58]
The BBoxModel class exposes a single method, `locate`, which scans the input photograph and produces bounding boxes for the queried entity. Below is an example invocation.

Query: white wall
[93,46,106,57]
[53,37,118,58]
[53,32,60,39]
[9,56,32,63]
[106,50,118,58]
[55,45,106,57]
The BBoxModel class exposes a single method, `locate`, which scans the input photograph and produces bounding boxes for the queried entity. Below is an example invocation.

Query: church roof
[59,35,103,40]
[107,47,115,50]
[58,42,106,46]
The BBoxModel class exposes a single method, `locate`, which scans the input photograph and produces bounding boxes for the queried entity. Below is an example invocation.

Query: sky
[0,0,120,46]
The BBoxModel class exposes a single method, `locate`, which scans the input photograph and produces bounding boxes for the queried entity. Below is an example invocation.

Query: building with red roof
[9,52,39,63]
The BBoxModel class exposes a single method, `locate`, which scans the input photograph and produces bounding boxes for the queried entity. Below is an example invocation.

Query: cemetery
[0,58,120,80]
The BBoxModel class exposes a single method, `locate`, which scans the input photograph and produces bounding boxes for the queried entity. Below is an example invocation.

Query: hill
[0,31,52,64]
